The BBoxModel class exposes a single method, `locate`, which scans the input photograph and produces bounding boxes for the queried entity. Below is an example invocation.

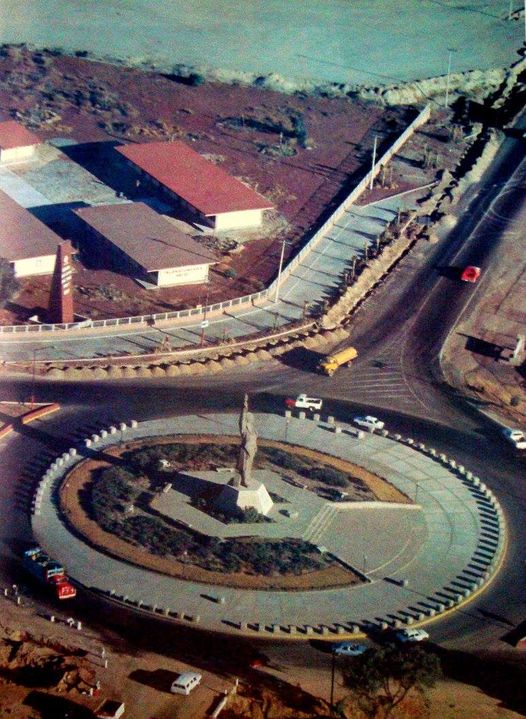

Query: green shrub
[306,466,348,487]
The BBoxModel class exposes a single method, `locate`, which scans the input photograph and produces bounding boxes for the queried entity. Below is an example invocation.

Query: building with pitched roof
[0,190,61,277]
[116,140,273,231]
[74,202,217,287]
[0,120,41,164]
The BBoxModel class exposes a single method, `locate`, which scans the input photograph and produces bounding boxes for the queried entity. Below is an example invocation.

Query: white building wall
[12,254,55,278]
[0,145,36,164]
[212,208,263,230]
[156,263,209,287]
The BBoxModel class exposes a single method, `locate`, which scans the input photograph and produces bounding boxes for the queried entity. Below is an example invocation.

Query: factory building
[116,140,273,231]
[0,120,41,164]
[0,190,61,277]
[74,202,217,287]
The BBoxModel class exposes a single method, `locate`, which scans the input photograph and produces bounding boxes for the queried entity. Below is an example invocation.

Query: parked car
[332,641,368,657]
[170,672,202,695]
[460,265,481,283]
[353,415,385,431]
[394,628,429,643]
[501,427,526,449]
[285,394,323,411]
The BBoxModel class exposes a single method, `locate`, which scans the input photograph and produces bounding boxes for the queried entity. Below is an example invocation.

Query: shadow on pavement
[129,667,177,692]
[24,691,92,719]
[436,646,526,717]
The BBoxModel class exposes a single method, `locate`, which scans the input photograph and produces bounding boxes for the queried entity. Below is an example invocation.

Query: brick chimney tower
[48,240,74,324]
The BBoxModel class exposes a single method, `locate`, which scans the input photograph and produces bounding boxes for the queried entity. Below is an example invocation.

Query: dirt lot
[0,46,469,325]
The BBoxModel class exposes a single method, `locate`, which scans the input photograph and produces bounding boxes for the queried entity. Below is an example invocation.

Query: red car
[461,266,481,283]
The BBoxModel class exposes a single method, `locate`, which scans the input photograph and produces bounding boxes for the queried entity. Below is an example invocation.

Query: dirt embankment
[59,436,408,591]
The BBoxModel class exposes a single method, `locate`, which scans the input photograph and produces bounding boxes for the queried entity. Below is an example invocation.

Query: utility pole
[445,48,457,109]
[200,286,210,346]
[330,649,336,714]
[274,238,288,303]
[369,135,378,190]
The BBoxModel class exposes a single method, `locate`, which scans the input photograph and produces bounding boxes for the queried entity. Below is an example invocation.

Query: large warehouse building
[116,140,274,231]
[0,190,61,277]
[74,202,218,287]
[0,120,41,164]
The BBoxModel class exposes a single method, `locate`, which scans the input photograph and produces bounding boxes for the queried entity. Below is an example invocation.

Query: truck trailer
[317,346,358,377]
[23,547,76,600]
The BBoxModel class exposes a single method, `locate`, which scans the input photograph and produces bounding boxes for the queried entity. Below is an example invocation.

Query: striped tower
[48,241,74,324]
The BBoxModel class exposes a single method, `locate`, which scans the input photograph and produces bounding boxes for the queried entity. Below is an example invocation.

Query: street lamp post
[30,347,46,408]
[445,48,457,109]
[369,135,378,190]
[330,648,336,714]
[199,286,210,346]
[274,237,288,304]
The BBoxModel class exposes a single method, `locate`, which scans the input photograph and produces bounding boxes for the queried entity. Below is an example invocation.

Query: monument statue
[235,394,257,487]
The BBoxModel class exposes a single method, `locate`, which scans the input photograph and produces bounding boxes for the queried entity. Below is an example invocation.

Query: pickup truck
[502,428,526,449]
[285,394,323,411]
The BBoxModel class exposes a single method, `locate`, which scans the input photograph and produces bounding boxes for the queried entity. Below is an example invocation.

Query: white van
[170,672,202,695]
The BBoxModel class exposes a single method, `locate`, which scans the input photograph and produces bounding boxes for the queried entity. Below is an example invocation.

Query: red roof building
[116,141,273,230]
[0,190,61,277]
[74,202,217,287]
[0,121,41,163]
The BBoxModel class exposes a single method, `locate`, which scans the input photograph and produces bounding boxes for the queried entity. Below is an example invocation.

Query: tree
[341,644,441,718]
[0,258,19,308]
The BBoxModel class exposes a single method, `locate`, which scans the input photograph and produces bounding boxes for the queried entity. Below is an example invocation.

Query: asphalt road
[1,111,526,713]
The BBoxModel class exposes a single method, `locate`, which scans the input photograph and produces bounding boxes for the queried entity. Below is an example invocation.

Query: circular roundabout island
[32,409,505,639]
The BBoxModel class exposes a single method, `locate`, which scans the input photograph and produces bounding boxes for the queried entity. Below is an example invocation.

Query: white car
[353,415,385,431]
[394,628,429,643]
[285,394,323,411]
[332,642,368,657]
[501,428,526,449]
[170,672,202,695]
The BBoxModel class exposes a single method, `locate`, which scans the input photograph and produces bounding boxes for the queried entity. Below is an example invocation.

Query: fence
[0,105,430,337]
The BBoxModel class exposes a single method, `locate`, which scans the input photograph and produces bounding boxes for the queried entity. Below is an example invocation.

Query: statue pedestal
[215,478,274,517]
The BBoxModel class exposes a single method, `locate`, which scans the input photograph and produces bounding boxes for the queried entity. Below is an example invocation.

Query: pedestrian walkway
[30,411,505,638]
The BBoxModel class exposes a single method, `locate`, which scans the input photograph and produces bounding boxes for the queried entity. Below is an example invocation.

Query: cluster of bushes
[210,539,322,575]
[90,466,139,530]
[219,110,308,146]
[259,447,350,488]
[122,441,358,491]
[89,469,323,574]
[192,498,270,525]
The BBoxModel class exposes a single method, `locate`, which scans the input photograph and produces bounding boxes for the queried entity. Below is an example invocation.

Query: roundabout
[29,407,506,639]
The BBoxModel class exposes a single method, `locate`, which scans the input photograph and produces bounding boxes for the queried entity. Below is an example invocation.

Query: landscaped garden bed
[58,435,408,589]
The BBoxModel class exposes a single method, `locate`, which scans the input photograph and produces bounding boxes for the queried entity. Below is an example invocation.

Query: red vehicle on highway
[460,265,481,283]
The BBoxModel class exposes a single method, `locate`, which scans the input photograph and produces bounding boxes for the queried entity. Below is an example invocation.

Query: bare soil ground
[58,435,407,591]
[0,46,468,325]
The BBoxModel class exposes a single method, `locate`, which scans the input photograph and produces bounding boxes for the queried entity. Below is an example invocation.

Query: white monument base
[215,478,274,517]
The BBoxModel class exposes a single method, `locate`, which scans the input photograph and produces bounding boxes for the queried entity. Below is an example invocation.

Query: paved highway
[1,113,525,709]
